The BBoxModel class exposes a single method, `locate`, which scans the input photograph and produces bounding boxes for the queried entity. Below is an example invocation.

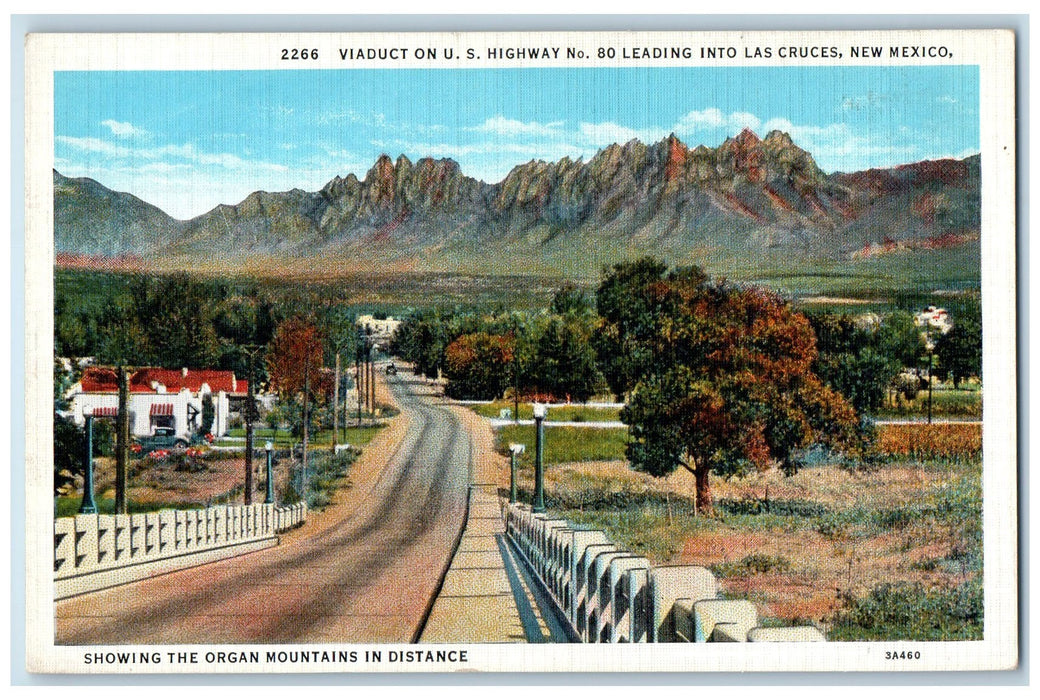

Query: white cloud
[676,107,725,129]
[377,138,577,160]
[58,134,288,173]
[57,135,133,158]
[674,108,761,134]
[726,112,762,131]
[101,119,147,138]
[468,116,565,138]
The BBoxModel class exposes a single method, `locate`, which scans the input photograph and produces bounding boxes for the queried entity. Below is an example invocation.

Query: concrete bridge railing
[53,502,307,599]
[504,503,825,643]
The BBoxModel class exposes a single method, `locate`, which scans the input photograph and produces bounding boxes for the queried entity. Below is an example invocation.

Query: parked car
[133,427,199,452]
[385,362,398,376]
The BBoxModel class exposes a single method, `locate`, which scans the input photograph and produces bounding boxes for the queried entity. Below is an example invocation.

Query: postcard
[23,28,1017,674]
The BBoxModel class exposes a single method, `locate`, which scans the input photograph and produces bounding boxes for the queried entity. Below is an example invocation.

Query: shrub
[711,554,791,578]
[829,579,982,641]
[716,497,828,518]
[286,447,360,510]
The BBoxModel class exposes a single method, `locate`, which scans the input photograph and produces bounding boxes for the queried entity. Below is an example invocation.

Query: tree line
[390,258,982,513]
[52,271,373,494]
[390,281,602,403]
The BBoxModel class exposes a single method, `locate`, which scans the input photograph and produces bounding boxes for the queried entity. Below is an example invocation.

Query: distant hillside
[53,130,980,282]
[53,170,184,256]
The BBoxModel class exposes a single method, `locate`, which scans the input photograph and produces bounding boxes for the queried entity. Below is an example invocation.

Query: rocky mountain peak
[734,127,762,147]
[54,131,981,277]
[763,130,796,149]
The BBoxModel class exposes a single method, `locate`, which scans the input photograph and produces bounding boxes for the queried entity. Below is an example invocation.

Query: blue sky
[54,66,979,220]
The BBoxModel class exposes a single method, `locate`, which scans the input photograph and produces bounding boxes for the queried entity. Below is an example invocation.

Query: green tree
[533,316,602,402]
[935,315,982,387]
[808,314,901,414]
[95,296,151,365]
[619,265,858,514]
[141,275,223,368]
[877,311,927,368]
[550,282,593,317]
[391,309,450,379]
[53,360,83,495]
[594,257,672,400]
[200,396,216,437]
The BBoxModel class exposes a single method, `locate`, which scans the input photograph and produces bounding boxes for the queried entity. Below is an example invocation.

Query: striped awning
[91,407,118,417]
[149,403,174,416]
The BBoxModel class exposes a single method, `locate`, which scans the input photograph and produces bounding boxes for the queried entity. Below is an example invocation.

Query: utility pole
[368,339,376,415]
[242,345,260,505]
[356,337,363,428]
[115,366,130,514]
[927,345,934,425]
[302,354,310,498]
[332,352,340,452]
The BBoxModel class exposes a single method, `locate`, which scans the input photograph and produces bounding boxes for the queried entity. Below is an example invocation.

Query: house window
[150,403,174,431]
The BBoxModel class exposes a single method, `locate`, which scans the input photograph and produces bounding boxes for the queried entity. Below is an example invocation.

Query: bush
[285,448,359,510]
[716,497,828,518]
[829,579,982,641]
[711,554,791,578]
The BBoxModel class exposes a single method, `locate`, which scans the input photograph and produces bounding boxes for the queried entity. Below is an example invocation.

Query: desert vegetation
[492,423,982,640]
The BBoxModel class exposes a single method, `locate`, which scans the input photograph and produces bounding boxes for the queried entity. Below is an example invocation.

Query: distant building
[914,306,953,335]
[854,312,882,331]
[356,314,403,352]
[65,367,249,439]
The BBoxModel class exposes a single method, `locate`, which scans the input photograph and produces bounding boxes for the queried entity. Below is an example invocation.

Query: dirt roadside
[279,365,411,541]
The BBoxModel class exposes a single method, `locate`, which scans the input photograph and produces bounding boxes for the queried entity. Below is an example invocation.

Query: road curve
[55,375,471,644]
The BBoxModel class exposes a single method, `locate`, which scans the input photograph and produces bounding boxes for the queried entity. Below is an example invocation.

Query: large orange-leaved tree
[609,262,859,515]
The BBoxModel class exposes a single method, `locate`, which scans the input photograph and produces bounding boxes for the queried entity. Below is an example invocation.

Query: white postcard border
[23,28,1018,674]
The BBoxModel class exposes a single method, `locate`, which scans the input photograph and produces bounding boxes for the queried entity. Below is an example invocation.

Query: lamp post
[508,443,525,504]
[366,331,375,415]
[264,441,275,505]
[356,330,363,428]
[532,402,546,514]
[79,411,98,514]
[925,336,936,425]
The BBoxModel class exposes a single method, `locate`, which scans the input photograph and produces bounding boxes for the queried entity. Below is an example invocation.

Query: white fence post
[649,566,718,642]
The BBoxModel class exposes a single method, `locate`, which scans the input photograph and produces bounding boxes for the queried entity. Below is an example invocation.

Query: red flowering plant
[177,446,208,472]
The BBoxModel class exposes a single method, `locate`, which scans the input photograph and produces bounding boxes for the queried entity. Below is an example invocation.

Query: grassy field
[58,261,980,322]
[878,385,982,419]
[494,420,982,640]
[220,425,386,449]
[495,425,629,467]
[470,400,621,422]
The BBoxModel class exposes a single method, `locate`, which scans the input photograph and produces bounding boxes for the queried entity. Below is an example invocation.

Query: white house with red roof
[914,306,953,335]
[65,367,249,439]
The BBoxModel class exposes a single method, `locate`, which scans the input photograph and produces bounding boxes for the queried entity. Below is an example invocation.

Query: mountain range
[53,129,981,281]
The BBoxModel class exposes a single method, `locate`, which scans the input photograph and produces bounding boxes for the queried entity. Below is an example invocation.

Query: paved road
[55,375,471,645]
